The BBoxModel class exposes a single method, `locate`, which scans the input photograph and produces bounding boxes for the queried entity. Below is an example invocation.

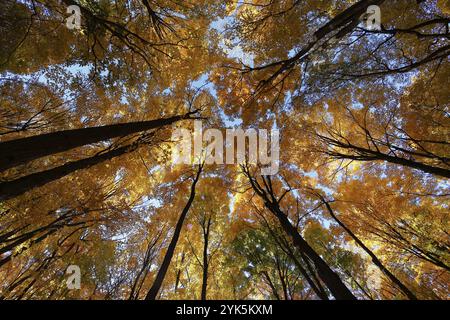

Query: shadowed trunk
[261,271,281,300]
[0,140,147,201]
[129,230,163,300]
[319,197,418,300]
[0,111,197,172]
[243,169,356,300]
[201,216,211,300]
[271,206,356,300]
[317,134,450,179]
[145,164,203,300]
[260,217,330,300]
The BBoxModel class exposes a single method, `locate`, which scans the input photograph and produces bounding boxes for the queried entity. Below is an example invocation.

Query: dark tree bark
[318,134,450,179]
[145,163,203,300]
[288,250,329,299]
[200,216,212,300]
[0,138,147,201]
[0,111,198,172]
[374,224,450,272]
[0,210,89,268]
[272,207,356,300]
[242,167,356,300]
[261,271,281,300]
[314,0,385,39]
[274,255,289,300]
[259,215,330,299]
[318,196,418,300]
[129,230,163,300]
[247,0,385,90]
[0,227,58,268]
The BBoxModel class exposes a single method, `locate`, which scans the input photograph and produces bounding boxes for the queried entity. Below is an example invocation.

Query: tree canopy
[0,0,448,300]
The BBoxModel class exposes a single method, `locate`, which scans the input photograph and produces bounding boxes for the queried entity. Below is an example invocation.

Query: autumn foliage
[0,0,448,300]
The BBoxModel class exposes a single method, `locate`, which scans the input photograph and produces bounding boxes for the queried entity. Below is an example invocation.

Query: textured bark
[0,141,143,201]
[0,112,196,172]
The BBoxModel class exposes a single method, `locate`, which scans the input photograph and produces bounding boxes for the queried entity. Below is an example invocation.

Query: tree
[145,163,203,300]
[313,192,417,300]
[1,0,448,301]
[0,110,200,172]
[241,164,356,300]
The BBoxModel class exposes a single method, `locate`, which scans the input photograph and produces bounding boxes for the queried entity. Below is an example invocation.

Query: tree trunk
[271,205,356,300]
[201,217,211,300]
[0,111,196,172]
[243,170,356,300]
[0,228,58,268]
[275,255,289,300]
[375,152,450,179]
[320,136,450,178]
[0,141,144,201]
[283,243,330,300]
[129,230,163,300]
[261,271,281,300]
[262,219,330,299]
[321,198,418,300]
[145,164,203,300]
[314,0,385,39]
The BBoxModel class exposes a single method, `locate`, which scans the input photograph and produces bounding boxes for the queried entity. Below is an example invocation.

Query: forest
[0,0,448,300]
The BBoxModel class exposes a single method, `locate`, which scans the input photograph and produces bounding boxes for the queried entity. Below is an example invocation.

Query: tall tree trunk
[0,140,144,201]
[0,227,59,268]
[200,217,211,300]
[145,164,203,300]
[129,230,163,300]
[318,135,450,178]
[283,242,330,300]
[0,111,197,172]
[270,204,356,300]
[243,170,356,300]
[314,0,385,38]
[320,197,418,300]
[375,151,450,179]
[262,218,330,299]
[261,271,281,300]
[275,255,289,300]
